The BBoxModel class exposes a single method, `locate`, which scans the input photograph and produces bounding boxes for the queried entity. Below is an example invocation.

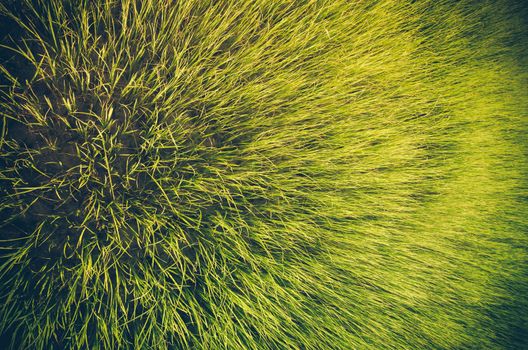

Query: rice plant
[0,0,526,349]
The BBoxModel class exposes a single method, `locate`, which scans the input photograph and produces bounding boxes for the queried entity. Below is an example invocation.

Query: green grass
[0,0,527,349]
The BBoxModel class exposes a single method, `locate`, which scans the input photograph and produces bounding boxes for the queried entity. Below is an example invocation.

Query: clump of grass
[0,0,527,349]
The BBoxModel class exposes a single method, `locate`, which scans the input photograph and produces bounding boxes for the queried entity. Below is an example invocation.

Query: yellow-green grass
[0,0,526,349]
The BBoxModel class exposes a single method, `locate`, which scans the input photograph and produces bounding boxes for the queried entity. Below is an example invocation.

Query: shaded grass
[0,0,527,349]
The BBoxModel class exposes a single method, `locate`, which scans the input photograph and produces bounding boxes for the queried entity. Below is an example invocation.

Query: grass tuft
[0,0,527,349]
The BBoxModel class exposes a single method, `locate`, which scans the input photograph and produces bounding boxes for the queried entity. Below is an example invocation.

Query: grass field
[0,0,527,349]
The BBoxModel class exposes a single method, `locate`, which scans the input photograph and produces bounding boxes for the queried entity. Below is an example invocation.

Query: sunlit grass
[0,0,526,349]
